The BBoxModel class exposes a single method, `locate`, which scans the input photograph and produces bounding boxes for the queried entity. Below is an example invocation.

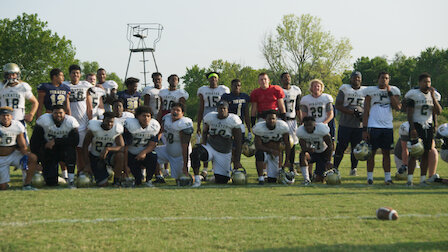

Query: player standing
[250,73,286,124]
[86,73,105,119]
[157,74,189,121]
[404,73,442,186]
[362,72,401,185]
[252,110,291,185]
[142,72,163,119]
[117,77,141,113]
[96,68,118,112]
[36,68,71,118]
[333,71,366,176]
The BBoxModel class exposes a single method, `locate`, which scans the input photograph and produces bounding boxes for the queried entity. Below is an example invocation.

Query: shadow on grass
[247,240,448,252]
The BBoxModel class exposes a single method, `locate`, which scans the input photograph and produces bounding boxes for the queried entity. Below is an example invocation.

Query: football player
[404,73,442,186]
[333,71,366,176]
[96,68,118,112]
[190,100,242,187]
[250,73,286,124]
[155,103,193,181]
[300,79,334,129]
[252,110,291,185]
[0,107,38,190]
[280,72,302,165]
[297,116,333,184]
[157,74,189,121]
[117,77,141,113]
[123,106,160,187]
[0,63,39,139]
[30,105,79,187]
[86,73,105,119]
[196,72,229,178]
[112,99,135,126]
[142,72,162,119]
[83,112,125,186]
[64,64,93,175]
[362,72,401,185]
[36,68,71,118]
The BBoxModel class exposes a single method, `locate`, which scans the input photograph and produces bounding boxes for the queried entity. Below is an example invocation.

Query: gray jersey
[336,84,366,128]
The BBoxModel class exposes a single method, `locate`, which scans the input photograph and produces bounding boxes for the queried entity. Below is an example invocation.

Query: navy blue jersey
[37,83,71,111]
[117,91,141,113]
[221,92,250,121]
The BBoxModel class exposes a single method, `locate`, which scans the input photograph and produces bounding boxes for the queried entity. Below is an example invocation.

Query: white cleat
[144,180,154,188]
[350,168,358,176]
[191,181,201,188]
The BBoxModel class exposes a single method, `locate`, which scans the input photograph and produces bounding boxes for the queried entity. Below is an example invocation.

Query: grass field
[1,151,448,251]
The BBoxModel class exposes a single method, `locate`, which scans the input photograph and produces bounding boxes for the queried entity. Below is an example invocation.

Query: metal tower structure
[125,23,164,87]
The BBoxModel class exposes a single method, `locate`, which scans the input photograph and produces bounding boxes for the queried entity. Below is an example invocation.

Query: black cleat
[153,177,166,184]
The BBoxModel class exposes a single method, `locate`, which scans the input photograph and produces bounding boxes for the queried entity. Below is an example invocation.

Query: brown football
[376,207,399,220]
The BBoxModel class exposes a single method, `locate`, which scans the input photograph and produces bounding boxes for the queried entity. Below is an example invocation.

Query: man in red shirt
[250,73,286,126]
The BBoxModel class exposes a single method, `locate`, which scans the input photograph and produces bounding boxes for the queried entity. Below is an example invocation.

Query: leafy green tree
[81,61,100,78]
[262,14,352,96]
[352,56,389,86]
[182,65,208,118]
[0,13,76,88]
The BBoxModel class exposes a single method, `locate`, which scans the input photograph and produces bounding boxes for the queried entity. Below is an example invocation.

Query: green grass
[1,153,448,251]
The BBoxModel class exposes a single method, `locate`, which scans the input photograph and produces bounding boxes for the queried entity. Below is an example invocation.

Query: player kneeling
[156,103,193,184]
[83,112,124,186]
[252,110,291,185]
[30,105,79,188]
[297,116,333,184]
[0,107,38,190]
[191,101,242,187]
[123,106,160,187]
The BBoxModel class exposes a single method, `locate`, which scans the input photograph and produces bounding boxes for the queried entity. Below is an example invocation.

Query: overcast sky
[2,0,448,88]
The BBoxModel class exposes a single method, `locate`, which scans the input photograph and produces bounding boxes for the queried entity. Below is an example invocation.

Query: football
[376,207,399,220]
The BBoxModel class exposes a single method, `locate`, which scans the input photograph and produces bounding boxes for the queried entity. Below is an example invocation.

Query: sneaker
[144,180,154,188]
[367,179,373,185]
[192,181,201,188]
[406,181,414,187]
[350,168,358,176]
[200,171,207,181]
[121,177,134,187]
[398,166,407,174]
[302,179,311,185]
[22,185,37,191]
[426,174,440,183]
[153,177,166,184]
[67,181,76,189]
[384,180,394,185]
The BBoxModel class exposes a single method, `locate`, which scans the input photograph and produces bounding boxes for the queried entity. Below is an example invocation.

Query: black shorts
[368,128,394,150]
[214,174,230,184]
[336,126,363,152]
[413,123,433,150]
[309,152,329,176]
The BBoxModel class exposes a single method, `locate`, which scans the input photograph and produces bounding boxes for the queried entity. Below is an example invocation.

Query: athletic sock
[258,176,265,182]
[367,172,373,181]
[384,172,391,181]
[420,175,426,183]
[68,173,75,183]
[300,166,310,181]
[194,175,201,183]
[61,170,68,179]
[407,174,414,183]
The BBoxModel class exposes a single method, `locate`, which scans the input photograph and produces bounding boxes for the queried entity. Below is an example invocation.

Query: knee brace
[255,150,264,162]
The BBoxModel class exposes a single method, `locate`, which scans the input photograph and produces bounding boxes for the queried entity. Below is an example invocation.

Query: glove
[20,155,28,171]
[353,108,363,121]
[247,132,253,142]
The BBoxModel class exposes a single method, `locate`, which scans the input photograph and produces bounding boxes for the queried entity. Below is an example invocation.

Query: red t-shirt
[250,85,285,114]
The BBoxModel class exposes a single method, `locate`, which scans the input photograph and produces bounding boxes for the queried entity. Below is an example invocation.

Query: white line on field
[2,213,448,227]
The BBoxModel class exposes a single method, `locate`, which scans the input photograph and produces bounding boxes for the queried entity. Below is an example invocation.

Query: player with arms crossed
[190,100,242,187]
[83,112,125,187]
[0,107,38,190]
[362,72,401,185]
[253,110,291,185]
[142,72,163,119]
[36,68,71,118]
[297,116,333,184]
[30,105,79,187]
[404,73,442,186]
[300,79,334,132]
[156,103,193,182]
[333,71,366,176]
[96,68,118,112]
[157,74,188,121]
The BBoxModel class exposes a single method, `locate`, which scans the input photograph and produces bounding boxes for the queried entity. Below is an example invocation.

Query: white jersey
[161,114,194,157]
[363,85,400,129]
[65,81,92,129]
[159,89,189,112]
[115,112,135,126]
[204,112,241,153]
[339,84,366,107]
[197,85,230,116]
[91,86,106,116]
[99,80,118,112]
[0,120,25,147]
[296,123,330,153]
[253,120,289,143]
[300,93,333,123]
[283,85,302,118]
[125,118,160,155]
[36,113,80,142]
[0,82,34,121]
[87,120,124,157]
[142,86,161,117]
[405,89,441,128]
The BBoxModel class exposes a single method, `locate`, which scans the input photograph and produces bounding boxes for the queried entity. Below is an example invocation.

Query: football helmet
[279,135,294,152]
[441,150,448,163]
[324,169,341,185]
[434,138,444,149]
[178,174,193,186]
[3,63,21,83]
[76,174,92,188]
[31,172,45,187]
[277,167,295,185]
[231,167,247,185]
[353,140,372,161]
[242,140,256,157]
[407,139,424,158]
[395,165,408,180]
